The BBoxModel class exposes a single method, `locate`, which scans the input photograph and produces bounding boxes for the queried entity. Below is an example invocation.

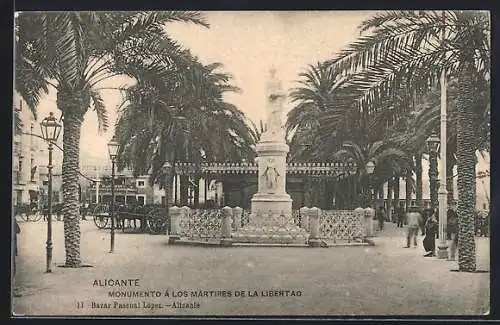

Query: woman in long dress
[423,209,438,257]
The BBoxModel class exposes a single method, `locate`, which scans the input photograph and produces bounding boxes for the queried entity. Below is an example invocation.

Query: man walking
[405,202,422,248]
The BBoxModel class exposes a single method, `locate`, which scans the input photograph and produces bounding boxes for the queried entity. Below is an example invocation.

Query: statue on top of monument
[264,66,286,138]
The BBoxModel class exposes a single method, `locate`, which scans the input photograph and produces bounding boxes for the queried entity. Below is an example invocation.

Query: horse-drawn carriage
[13,203,43,222]
[13,202,64,222]
[91,203,167,234]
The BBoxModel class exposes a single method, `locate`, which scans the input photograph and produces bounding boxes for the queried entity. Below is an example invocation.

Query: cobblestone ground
[12,219,489,317]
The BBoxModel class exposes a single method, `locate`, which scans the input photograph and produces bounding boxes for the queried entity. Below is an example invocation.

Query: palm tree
[328,11,490,272]
[408,76,489,207]
[115,59,257,193]
[287,62,351,162]
[333,140,411,208]
[15,11,209,267]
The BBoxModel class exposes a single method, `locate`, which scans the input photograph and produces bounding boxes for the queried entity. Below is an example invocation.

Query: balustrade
[169,206,367,246]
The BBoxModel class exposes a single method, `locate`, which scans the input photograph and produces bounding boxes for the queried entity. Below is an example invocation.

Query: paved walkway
[12,220,489,316]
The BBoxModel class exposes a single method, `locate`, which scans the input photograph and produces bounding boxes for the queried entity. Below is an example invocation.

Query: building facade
[12,92,44,206]
[82,166,158,205]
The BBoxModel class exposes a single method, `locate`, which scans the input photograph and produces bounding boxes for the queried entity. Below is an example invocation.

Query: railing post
[299,207,310,231]
[168,206,181,244]
[308,207,321,247]
[354,207,366,238]
[364,207,375,237]
[233,206,243,231]
[221,206,233,246]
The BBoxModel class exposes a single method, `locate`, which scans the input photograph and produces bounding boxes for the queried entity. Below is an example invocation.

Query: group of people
[406,206,458,260]
[375,203,459,260]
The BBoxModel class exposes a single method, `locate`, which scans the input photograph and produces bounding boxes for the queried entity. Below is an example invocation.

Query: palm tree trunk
[193,175,200,208]
[61,113,83,267]
[456,61,477,272]
[58,88,90,268]
[352,175,358,208]
[405,173,412,213]
[304,177,312,207]
[387,178,393,220]
[429,151,439,210]
[415,153,423,210]
[180,176,189,206]
[378,184,384,208]
[393,175,400,222]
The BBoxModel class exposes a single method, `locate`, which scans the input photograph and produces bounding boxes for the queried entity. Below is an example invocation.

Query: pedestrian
[447,206,459,260]
[405,202,422,248]
[423,209,438,257]
[376,206,386,231]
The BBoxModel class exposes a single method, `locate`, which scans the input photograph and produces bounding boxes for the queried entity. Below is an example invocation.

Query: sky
[33,11,372,165]
[27,10,489,195]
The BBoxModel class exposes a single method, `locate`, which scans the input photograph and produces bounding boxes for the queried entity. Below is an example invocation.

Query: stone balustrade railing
[167,205,374,246]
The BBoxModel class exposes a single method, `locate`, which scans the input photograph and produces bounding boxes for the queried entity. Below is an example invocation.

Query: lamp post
[427,134,440,210]
[162,161,172,234]
[107,136,120,253]
[365,161,376,207]
[436,10,449,260]
[40,112,62,273]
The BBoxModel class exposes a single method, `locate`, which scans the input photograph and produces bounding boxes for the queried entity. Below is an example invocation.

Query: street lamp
[427,134,440,210]
[162,161,172,236]
[40,112,62,273]
[107,136,120,253]
[366,161,376,207]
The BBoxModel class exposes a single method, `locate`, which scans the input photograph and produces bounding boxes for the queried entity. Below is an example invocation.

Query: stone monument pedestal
[250,140,291,212]
[232,66,308,245]
[232,133,308,244]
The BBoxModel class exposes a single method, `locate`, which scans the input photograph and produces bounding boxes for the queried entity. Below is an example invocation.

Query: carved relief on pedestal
[261,158,280,193]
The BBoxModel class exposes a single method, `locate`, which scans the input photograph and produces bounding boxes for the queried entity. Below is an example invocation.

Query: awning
[172,162,357,178]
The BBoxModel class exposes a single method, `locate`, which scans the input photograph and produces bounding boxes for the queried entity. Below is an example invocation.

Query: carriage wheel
[93,215,109,229]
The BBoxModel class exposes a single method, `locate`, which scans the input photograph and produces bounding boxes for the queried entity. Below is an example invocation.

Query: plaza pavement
[12,219,489,317]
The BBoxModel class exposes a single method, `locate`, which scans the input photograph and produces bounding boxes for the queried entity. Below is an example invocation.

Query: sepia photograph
[11,10,490,317]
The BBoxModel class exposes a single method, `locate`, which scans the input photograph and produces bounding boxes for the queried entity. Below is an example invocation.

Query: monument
[232,67,309,244]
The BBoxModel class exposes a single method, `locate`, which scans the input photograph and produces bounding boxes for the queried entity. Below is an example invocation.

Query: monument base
[232,211,308,245]
[251,193,292,216]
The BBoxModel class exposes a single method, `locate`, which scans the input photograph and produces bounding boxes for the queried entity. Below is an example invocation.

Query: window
[17,159,23,183]
[16,190,23,206]
[136,180,145,188]
[30,159,36,181]
[136,195,146,205]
